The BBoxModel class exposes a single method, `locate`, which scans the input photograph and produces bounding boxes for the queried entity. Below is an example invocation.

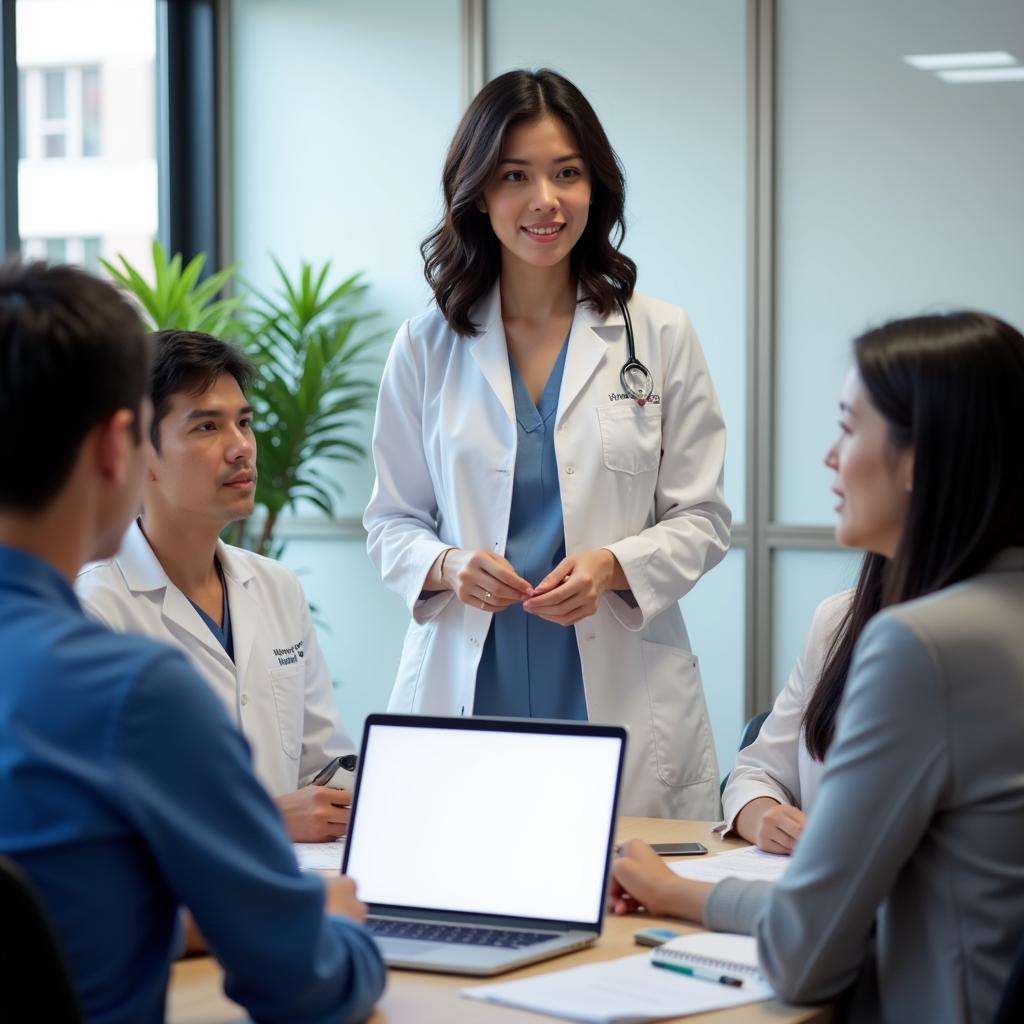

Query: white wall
[770,0,1024,698]
[231,0,464,738]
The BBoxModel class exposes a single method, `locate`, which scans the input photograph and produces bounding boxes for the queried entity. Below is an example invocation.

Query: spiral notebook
[651,932,764,985]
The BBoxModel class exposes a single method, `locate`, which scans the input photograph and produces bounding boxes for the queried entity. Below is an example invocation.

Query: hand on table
[325,876,368,924]
[610,839,712,922]
[277,786,353,842]
[447,549,533,612]
[522,548,622,626]
[754,804,807,855]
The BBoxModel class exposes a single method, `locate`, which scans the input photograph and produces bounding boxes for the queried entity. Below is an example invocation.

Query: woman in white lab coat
[363,69,731,819]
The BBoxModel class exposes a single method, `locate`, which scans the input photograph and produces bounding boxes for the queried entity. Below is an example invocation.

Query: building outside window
[17,0,157,272]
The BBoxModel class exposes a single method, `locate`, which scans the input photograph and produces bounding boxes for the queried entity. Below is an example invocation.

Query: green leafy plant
[235,258,385,556]
[102,240,241,337]
[104,244,384,558]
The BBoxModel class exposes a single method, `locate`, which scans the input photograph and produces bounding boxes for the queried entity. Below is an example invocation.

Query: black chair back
[720,711,771,797]
[0,855,84,1023]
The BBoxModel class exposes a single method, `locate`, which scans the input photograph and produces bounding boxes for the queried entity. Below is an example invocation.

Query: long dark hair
[804,311,1024,760]
[421,69,637,336]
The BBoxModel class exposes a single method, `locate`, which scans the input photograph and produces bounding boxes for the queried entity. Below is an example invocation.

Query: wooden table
[168,818,830,1023]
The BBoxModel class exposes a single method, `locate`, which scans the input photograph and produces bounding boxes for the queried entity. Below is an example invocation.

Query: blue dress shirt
[474,340,588,719]
[0,545,385,1024]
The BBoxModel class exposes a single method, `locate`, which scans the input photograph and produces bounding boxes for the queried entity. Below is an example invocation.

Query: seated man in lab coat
[76,329,356,842]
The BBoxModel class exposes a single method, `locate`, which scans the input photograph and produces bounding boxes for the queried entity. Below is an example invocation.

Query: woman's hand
[735,796,806,855]
[610,839,712,921]
[523,548,625,626]
[446,548,533,611]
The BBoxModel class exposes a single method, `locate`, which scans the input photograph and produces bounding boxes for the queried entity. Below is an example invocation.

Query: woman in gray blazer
[611,311,1024,1024]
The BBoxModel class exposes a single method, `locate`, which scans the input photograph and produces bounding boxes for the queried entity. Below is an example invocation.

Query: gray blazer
[705,549,1024,1023]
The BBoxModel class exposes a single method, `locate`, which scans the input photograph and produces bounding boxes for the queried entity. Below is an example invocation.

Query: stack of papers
[462,953,773,1023]
[292,840,345,872]
[668,845,789,884]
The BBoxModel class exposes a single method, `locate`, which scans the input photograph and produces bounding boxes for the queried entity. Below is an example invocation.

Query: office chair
[993,929,1024,1024]
[0,855,84,1023]
[720,710,771,797]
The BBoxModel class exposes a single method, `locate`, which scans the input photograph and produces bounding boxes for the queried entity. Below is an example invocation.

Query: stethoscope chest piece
[617,298,655,405]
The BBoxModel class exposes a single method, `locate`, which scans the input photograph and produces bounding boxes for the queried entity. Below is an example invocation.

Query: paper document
[292,840,345,872]
[462,953,773,1023]
[669,845,789,884]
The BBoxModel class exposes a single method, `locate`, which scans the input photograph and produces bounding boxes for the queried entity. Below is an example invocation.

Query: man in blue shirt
[0,262,385,1023]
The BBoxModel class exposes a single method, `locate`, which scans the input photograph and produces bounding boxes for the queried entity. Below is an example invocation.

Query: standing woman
[364,69,730,818]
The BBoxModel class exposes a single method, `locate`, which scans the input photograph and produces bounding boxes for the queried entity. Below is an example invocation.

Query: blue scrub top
[186,558,234,660]
[474,337,588,720]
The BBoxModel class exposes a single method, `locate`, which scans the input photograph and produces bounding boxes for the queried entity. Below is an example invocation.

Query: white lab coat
[75,520,356,797]
[363,283,731,818]
[720,591,852,832]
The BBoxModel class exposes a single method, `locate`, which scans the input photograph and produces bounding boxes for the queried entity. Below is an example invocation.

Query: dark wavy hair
[421,69,637,336]
[803,310,1024,760]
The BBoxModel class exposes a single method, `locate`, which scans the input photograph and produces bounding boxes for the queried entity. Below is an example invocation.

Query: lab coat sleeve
[116,650,386,1023]
[604,307,730,629]
[293,575,358,789]
[704,612,947,1003]
[363,320,454,623]
[720,593,848,833]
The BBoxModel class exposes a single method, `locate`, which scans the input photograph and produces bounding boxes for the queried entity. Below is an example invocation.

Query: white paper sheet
[668,845,789,884]
[462,954,773,1024]
[293,840,345,872]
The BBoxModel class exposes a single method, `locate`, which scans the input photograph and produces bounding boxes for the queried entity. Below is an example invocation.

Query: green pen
[652,958,744,988]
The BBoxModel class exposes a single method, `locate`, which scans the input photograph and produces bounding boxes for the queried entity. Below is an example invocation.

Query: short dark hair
[0,261,150,512]
[804,310,1024,760]
[421,68,637,336]
[149,329,256,450]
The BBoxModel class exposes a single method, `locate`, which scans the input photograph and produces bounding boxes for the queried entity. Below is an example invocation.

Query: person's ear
[94,409,137,486]
[476,197,488,213]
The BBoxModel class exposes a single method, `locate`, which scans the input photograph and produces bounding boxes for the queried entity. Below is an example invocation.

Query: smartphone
[634,926,682,947]
[650,842,708,856]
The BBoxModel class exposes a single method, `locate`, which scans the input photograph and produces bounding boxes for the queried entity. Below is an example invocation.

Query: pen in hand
[311,754,358,787]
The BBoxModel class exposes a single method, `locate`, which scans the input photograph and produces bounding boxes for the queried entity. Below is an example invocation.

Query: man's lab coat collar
[467,280,625,425]
[117,519,256,594]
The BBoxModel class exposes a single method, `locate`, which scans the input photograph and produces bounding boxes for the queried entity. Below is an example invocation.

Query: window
[16,0,158,273]
[20,65,99,160]
[22,236,102,270]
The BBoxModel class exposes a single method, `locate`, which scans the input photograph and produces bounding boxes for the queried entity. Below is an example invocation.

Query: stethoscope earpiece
[617,298,655,404]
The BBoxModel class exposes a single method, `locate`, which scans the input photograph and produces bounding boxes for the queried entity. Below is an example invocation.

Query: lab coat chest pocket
[597,404,661,475]
[641,640,715,788]
[269,665,303,760]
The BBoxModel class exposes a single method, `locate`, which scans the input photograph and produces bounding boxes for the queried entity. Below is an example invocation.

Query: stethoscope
[616,297,655,405]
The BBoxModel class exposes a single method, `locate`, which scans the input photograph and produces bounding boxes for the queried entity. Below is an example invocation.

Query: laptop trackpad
[375,937,451,960]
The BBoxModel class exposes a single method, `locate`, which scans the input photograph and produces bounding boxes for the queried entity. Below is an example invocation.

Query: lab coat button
[240,694,249,706]
[565,466,575,475]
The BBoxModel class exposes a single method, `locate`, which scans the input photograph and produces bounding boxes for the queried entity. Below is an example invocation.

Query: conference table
[167,818,831,1024]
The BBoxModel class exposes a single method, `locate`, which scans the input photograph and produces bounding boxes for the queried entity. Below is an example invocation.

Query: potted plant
[103,242,385,557]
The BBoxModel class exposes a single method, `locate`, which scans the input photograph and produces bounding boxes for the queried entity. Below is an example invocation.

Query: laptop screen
[343,716,625,928]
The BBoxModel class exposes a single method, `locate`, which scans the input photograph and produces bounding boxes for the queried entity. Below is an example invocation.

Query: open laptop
[342,713,627,976]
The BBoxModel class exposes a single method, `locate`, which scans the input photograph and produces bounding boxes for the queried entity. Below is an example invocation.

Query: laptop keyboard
[367,917,554,949]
